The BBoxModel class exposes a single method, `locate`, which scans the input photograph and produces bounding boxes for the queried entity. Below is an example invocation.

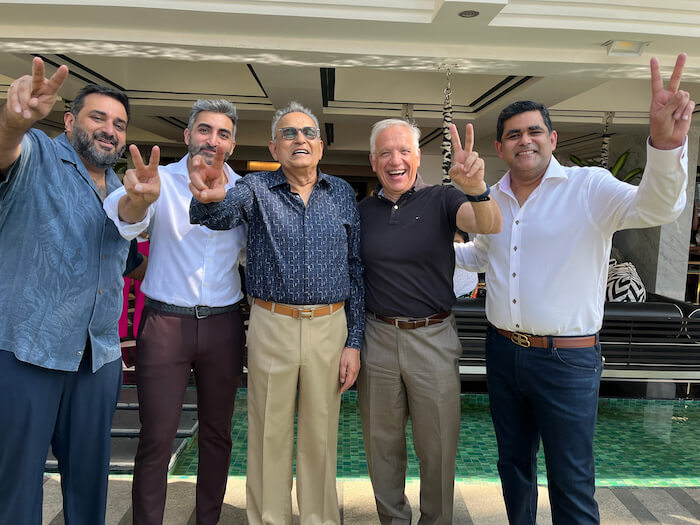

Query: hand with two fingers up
[3,57,69,131]
[118,144,161,223]
[189,147,229,204]
[448,122,487,196]
[649,53,696,150]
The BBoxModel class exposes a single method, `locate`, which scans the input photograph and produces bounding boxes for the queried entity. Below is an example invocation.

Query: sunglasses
[278,126,320,140]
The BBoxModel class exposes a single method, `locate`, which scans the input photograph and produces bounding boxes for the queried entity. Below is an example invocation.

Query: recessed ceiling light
[458,10,479,18]
[602,40,648,57]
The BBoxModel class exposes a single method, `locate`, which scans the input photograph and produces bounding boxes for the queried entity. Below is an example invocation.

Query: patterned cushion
[606,259,646,302]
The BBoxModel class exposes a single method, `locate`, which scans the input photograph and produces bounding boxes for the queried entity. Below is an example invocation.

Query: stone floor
[42,475,700,524]
[41,390,700,523]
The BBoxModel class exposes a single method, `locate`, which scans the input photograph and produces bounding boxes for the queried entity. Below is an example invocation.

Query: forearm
[344,275,365,350]
[118,194,150,224]
[457,196,502,235]
[190,186,248,230]
[0,103,29,175]
[104,187,153,240]
[620,139,688,229]
[472,199,502,234]
[344,213,364,350]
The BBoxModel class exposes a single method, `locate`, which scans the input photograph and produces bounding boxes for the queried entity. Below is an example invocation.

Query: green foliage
[568,149,642,185]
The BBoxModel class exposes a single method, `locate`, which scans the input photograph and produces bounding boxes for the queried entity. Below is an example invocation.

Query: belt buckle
[510,332,531,348]
[195,306,210,319]
[298,309,314,319]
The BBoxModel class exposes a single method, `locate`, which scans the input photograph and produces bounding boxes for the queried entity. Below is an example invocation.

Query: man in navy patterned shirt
[188,102,363,525]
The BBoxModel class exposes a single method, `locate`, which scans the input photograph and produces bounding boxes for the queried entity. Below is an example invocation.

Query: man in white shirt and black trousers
[455,54,694,524]
[104,100,246,525]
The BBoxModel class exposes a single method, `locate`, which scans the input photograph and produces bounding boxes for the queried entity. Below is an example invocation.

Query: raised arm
[449,123,502,234]
[118,144,161,223]
[0,57,69,175]
[649,53,695,150]
[189,146,252,230]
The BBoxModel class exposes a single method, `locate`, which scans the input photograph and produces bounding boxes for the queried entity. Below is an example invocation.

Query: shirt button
[98,289,103,294]
[512,272,516,277]
[393,205,398,210]
[77,351,83,356]
[516,324,520,328]
[513,246,518,251]
[515,220,520,225]
[101,255,105,260]
[512,299,517,304]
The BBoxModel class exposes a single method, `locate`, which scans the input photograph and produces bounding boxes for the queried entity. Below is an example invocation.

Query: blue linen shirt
[190,168,364,349]
[0,130,129,372]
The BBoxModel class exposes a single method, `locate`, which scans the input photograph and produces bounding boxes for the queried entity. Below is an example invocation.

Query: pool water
[171,390,700,487]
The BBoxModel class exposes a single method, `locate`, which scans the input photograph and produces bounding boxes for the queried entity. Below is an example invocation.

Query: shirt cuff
[104,187,152,240]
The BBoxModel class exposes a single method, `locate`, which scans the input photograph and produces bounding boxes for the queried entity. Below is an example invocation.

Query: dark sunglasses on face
[278,126,320,140]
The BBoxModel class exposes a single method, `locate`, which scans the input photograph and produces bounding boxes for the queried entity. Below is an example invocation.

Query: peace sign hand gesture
[6,57,69,129]
[649,53,695,150]
[123,144,161,207]
[189,147,228,203]
[448,123,487,196]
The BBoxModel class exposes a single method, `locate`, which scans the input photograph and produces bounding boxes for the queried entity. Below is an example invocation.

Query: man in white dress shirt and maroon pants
[455,54,694,524]
[104,100,245,525]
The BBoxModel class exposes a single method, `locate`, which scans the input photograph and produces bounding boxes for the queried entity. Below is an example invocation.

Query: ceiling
[1,0,700,182]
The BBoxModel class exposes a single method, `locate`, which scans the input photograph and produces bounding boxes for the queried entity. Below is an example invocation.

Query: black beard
[69,124,125,169]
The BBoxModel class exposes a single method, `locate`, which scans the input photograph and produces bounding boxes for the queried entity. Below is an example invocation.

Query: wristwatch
[465,184,490,202]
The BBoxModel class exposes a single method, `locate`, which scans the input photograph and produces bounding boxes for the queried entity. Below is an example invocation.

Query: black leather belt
[145,297,240,319]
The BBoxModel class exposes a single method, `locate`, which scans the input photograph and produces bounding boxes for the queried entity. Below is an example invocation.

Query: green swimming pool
[171,390,700,487]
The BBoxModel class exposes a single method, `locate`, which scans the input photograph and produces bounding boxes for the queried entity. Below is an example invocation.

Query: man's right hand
[1,57,69,175]
[118,144,161,223]
[5,57,68,129]
[189,147,228,203]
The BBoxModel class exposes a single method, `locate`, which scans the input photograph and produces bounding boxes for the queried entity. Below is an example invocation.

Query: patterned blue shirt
[190,168,364,349]
[0,130,129,372]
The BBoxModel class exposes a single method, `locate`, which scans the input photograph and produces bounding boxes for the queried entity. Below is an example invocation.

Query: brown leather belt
[372,311,451,330]
[497,329,597,349]
[254,298,344,319]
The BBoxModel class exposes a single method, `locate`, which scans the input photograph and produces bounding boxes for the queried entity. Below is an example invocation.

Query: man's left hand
[448,123,487,196]
[338,346,360,394]
[649,53,695,150]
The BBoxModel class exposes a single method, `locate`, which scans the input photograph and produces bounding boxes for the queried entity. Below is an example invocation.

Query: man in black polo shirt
[358,118,502,524]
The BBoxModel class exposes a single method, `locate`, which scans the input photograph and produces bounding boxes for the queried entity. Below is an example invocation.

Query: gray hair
[369,119,420,155]
[270,101,320,141]
[187,99,238,138]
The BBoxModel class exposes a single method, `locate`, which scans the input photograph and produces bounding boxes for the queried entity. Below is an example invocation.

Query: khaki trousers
[358,314,462,525]
[246,301,348,525]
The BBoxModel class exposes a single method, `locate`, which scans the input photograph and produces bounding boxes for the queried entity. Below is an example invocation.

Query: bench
[453,296,700,384]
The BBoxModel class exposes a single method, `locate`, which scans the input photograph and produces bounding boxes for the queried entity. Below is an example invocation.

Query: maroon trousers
[132,305,245,525]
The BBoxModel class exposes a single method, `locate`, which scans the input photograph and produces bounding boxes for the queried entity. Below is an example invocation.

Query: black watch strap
[465,184,490,202]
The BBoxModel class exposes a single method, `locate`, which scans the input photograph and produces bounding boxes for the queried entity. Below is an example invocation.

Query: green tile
[170,390,700,487]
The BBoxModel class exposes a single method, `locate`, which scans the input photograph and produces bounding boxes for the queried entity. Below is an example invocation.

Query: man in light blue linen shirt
[0,58,143,525]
